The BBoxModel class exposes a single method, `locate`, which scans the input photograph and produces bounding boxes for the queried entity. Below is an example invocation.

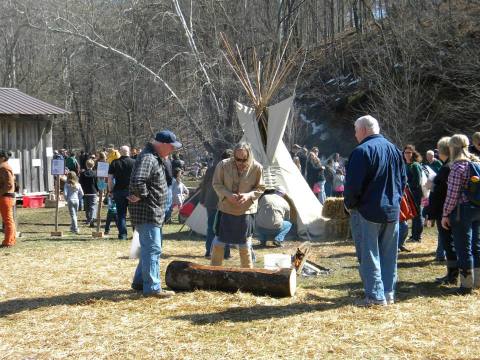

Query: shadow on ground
[162,231,204,241]
[0,289,140,317]
[21,237,102,242]
[170,294,350,325]
[323,279,456,301]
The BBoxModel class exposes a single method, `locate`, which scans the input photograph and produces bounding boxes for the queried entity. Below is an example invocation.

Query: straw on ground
[1,207,479,359]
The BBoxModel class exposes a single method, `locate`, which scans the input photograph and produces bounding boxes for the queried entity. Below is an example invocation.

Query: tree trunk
[165,261,297,297]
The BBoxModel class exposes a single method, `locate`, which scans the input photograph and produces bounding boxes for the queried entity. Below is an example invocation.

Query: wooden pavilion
[0,88,69,193]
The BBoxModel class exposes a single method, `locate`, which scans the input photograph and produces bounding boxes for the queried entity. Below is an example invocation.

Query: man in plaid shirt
[128,130,182,298]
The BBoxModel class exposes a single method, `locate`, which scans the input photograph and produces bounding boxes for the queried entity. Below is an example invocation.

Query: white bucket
[264,254,291,270]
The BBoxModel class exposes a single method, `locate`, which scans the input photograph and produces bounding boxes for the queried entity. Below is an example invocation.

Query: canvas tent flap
[186,203,208,236]
[235,102,268,165]
[266,97,293,163]
[274,141,325,237]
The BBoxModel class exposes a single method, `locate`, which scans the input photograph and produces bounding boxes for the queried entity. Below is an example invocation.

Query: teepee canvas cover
[185,34,326,238]
[185,203,208,236]
[237,97,326,238]
[184,98,326,238]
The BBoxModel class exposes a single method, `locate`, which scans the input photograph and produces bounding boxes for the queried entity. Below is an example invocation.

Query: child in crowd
[172,169,189,220]
[332,168,345,197]
[104,197,118,235]
[79,159,99,227]
[64,171,84,234]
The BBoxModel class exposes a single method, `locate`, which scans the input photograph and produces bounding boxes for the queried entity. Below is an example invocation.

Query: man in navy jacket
[344,115,406,306]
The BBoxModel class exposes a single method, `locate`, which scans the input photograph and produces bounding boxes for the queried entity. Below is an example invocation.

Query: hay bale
[325,219,350,239]
[322,197,348,219]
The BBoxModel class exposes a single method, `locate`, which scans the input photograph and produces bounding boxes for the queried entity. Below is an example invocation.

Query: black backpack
[464,162,480,206]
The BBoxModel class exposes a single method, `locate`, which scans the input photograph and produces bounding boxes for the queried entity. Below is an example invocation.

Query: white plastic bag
[421,165,436,198]
[129,230,141,259]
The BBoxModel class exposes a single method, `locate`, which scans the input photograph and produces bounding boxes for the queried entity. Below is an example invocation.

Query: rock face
[293,71,366,158]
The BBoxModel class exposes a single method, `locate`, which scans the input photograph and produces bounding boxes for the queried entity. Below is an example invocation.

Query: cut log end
[288,268,297,297]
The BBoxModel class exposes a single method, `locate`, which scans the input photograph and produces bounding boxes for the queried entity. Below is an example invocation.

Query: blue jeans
[113,189,129,238]
[411,212,424,240]
[205,208,230,257]
[67,199,79,232]
[104,212,118,233]
[436,220,456,267]
[325,181,333,197]
[132,224,162,294]
[450,204,480,272]
[435,220,446,260]
[83,194,98,224]
[398,221,408,248]
[256,221,293,244]
[350,210,399,302]
[411,190,423,240]
[316,180,326,205]
[164,186,173,223]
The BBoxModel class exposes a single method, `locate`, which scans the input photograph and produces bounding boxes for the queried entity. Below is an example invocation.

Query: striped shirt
[442,160,469,217]
[128,143,168,226]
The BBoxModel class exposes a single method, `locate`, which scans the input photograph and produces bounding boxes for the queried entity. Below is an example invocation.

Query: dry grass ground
[1,206,479,359]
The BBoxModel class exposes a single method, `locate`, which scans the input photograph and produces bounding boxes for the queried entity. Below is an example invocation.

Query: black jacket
[469,144,480,157]
[79,169,99,195]
[306,158,321,188]
[425,161,450,220]
[199,165,218,210]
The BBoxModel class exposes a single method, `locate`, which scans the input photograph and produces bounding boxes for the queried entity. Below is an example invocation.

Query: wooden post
[51,175,62,237]
[92,181,105,238]
[165,261,297,298]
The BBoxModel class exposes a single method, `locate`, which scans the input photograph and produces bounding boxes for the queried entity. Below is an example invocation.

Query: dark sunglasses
[234,157,248,163]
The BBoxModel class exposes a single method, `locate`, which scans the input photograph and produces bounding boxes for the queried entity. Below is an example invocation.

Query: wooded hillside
[1,0,478,155]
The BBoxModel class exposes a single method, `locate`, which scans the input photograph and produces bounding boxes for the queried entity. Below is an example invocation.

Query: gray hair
[436,137,450,158]
[119,145,130,156]
[233,142,254,167]
[426,150,435,157]
[354,115,380,134]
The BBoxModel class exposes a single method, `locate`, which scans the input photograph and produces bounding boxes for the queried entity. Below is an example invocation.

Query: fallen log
[165,260,296,297]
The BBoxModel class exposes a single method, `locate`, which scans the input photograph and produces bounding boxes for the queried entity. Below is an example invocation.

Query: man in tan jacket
[255,186,292,247]
[211,142,265,268]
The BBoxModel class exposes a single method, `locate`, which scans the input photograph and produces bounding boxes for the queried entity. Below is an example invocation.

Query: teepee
[221,33,326,238]
[236,97,326,238]
[184,34,327,238]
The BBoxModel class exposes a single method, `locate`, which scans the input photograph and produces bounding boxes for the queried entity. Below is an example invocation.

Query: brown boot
[210,244,225,266]
[474,268,480,289]
[453,269,473,295]
[239,247,253,269]
[435,267,459,285]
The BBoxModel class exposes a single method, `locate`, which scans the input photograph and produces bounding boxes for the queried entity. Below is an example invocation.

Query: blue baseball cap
[154,130,182,148]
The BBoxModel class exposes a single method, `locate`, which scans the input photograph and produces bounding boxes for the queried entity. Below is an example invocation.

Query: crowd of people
[345,116,480,305]
[1,117,480,304]
[291,146,346,203]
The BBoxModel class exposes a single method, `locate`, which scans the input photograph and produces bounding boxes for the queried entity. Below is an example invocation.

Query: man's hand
[236,192,252,205]
[441,216,450,230]
[226,194,239,205]
[127,194,141,203]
